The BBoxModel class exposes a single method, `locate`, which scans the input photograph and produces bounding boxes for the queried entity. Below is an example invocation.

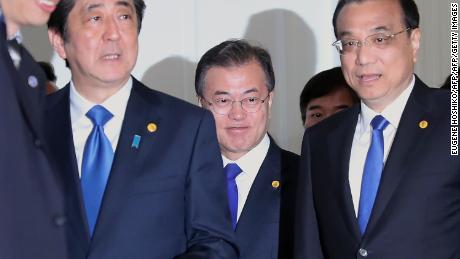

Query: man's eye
[373,35,390,44]
[311,113,322,118]
[120,14,131,20]
[246,97,259,104]
[343,41,357,47]
[215,98,230,105]
[90,16,101,22]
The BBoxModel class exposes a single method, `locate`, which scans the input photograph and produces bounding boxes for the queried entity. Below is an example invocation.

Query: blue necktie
[357,115,389,235]
[81,105,114,236]
[224,163,242,230]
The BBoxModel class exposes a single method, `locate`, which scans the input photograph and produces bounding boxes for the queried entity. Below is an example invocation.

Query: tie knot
[371,115,389,131]
[86,105,113,127]
[7,38,20,51]
[224,163,242,180]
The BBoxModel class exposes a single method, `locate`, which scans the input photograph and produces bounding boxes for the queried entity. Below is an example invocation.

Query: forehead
[204,61,268,95]
[308,87,354,106]
[72,0,135,12]
[336,0,405,36]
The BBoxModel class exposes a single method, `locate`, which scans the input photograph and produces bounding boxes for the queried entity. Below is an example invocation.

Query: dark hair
[48,0,146,41]
[299,67,359,124]
[332,0,420,37]
[38,61,57,82]
[195,39,275,97]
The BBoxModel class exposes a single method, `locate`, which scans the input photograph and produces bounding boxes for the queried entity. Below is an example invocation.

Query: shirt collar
[359,75,415,132]
[222,133,270,175]
[70,77,133,123]
[0,10,23,43]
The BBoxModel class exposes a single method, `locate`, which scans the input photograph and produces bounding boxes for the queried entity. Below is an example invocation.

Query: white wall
[23,0,450,154]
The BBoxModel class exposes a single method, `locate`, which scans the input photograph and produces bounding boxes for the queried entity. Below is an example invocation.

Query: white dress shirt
[222,134,270,221]
[349,75,415,215]
[4,21,23,69]
[70,77,132,177]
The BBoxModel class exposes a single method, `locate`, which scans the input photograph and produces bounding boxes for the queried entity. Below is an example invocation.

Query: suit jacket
[295,76,460,259]
[0,22,68,259]
[45,78,238,259]
[234,139,299,259]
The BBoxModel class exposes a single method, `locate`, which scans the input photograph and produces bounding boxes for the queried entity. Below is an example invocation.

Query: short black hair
[48,0,146,42]
[38,61,57,82]
[195,39,275,97]
[332,0,420,38]
[299,67,359,124]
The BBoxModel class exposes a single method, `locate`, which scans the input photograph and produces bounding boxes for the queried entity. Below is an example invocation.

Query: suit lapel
[366,79,437,236]
[45,86,91,253]
[92,79,164,239]
[326,106,362,239]
[14,46,46,141]
[236,141,282,232]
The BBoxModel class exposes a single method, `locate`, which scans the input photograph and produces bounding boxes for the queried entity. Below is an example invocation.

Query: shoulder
[412,77,450,112]
[280,148,300,164]
[268,139,300,173]
[45,84,69,110]
[132,78,206,118]
[308,104,359,138]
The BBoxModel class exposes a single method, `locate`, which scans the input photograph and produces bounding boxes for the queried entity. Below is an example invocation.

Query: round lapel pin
[147,122,157,133]
[419,120,428,129]
[272,180,280,189]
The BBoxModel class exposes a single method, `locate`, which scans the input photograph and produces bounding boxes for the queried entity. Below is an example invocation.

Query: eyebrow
[338,25,392,38]
[307,105,323,111]
[212,88,259,96]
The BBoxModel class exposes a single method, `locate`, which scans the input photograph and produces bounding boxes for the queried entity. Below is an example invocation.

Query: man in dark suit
[295,0,460,258]
[46,0,237,258]
[195,39,299,259]
[0,1,69,258]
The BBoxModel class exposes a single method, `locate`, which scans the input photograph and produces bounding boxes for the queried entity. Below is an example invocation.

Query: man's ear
[48,29,67,60]
[198,96,203,107]
[410,27,421,63]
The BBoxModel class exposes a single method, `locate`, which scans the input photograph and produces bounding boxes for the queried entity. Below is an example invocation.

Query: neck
[73,78,129,104]
[4,18,19,40]
[222,150,247,161]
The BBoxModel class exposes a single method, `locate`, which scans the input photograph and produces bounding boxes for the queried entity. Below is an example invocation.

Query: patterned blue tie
[81,105,114,236]
[224,163,242,230]
[358,115,390,235]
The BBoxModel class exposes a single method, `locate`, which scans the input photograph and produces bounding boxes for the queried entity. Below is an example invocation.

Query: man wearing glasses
[295,0,460,258]
[195,39,299,259]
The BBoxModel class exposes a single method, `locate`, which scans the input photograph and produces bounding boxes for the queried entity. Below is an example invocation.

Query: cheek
[340,58,355,81]
[253,112,269,132]
[214,116,228,134]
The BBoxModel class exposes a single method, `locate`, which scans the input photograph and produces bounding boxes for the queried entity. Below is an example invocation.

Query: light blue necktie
[357,115,389,235]
[224,163,242,230]
[81,105,114,236]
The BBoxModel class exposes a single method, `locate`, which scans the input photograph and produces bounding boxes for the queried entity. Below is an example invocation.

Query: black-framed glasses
[202,93,271,115]
[332,27,414,55]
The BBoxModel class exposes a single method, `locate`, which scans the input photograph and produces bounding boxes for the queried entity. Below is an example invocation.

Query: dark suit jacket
[295,76,460,259]
[0,23,68,259]
[45,78,237,259]
[234,139,299,259]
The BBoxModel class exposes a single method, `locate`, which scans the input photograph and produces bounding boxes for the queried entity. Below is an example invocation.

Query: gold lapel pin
[147,122,157,133]
[419,120,428,129]
[272,180,280,189]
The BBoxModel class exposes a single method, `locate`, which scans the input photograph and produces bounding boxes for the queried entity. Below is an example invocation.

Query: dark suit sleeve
[175,111,239,259]
[294,131,324,259]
